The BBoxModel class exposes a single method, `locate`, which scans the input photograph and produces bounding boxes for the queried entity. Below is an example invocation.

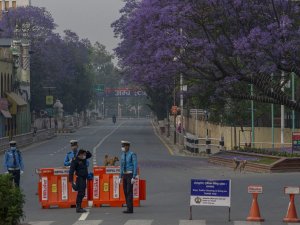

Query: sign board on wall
[292,132,300,152]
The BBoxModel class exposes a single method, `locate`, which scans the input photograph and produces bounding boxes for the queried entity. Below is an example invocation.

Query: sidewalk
[152,121,209,158]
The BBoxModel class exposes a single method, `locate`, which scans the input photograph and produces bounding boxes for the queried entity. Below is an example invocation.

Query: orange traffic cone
[247,193,264,222]
[283,194,300,222]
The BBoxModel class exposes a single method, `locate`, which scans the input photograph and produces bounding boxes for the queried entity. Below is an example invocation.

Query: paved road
[2,119,300,225]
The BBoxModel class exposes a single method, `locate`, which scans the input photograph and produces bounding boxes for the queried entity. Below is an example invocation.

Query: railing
[153,119,226,155]
[183,134,225,154]
[0,128,55,153]
[240,142,292,149]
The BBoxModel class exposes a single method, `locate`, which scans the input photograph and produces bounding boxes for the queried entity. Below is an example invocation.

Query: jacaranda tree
[113,0,300,111]
[0,6,117,114]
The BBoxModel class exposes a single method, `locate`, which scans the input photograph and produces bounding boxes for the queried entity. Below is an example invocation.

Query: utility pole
[180,28,184,134]
[271,74,274,150]
[137,101,140,119]
[102,97,105,119]
[251,84,255,147]
[281,72,285,148]
[292,72,296,132]
[173,78,176,144]
[180,74,183,132]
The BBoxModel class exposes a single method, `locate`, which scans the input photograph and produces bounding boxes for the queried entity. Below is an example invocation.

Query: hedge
[239,147,300,157]
[0,174,25,225]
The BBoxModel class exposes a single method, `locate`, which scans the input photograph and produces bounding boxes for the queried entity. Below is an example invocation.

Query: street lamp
[204,110,211,154]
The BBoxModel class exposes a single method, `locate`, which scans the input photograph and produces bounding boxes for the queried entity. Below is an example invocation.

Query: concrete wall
[0,128,55,153]
[185,115,298,150]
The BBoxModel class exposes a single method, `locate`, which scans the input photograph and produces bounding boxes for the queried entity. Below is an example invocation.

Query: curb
[152,121,209,158]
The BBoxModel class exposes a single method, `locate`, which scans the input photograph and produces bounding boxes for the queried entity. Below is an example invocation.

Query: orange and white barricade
[38,167,88,209]
[92,166,146,207]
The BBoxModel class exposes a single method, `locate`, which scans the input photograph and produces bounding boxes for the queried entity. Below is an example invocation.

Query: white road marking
[124,220,153,225]
[179,220,206,225]
[72,220,103,225]
[234,221,262,225]
[28,222,54,225]
[78,211,90,221]
[92,122,125,166]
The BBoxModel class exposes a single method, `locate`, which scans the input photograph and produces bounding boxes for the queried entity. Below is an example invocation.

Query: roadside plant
[0,174,25,225]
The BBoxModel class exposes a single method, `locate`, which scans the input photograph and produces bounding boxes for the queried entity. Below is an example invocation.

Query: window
[12,1,16,9]
[4,1,9,11]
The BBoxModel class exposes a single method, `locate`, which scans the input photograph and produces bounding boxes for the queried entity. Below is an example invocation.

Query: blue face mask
[10,147,16,151]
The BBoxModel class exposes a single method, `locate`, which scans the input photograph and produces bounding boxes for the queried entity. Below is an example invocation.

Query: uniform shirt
[4,148,24,171]
[64,150,90,167]
[64,150,78,166]
[69,151,92,182]
[120,150,137,178]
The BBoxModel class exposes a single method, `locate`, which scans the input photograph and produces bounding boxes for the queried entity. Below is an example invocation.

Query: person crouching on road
[64,140,79,166]
[69,149,92,213]
[119,140,138,214]
[4,141,24,187]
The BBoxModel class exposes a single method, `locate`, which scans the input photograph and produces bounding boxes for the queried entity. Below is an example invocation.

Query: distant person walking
[112,114,116,124]
[3,141,24,187]
[119,140,138,214]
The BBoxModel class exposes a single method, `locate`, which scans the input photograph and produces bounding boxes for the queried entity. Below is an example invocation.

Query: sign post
[190,179,231,221]
[46,96,53,106]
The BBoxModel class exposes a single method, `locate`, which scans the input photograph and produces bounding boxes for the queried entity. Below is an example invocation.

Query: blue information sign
[190,179,231,206]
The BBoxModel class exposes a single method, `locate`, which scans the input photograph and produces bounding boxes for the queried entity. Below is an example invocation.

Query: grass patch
[256,157,278,165]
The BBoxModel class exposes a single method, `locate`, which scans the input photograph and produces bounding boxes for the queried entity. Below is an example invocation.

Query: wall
[185,115,298,150]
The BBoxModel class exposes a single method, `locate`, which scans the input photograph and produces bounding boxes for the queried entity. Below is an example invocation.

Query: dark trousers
[8,169,20,187]
[76,177,86,206]
[123,174,134,212]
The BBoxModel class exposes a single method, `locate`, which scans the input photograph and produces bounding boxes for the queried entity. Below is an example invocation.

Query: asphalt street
[2,119,300,225]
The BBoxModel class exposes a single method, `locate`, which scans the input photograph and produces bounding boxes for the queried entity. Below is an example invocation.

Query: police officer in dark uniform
[69,149,92,213]
[4,141,24,187]
[119,140,138,214]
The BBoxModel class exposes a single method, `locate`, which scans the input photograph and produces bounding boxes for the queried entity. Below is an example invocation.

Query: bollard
[219,139,225,151]
[283,187,300,223]
[206,139,211,154]
[247,185,264,222]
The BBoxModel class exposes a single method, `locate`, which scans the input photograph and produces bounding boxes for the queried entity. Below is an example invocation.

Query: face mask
[82,155,86,160]
[121,147,126,152]
[10,147,16,151]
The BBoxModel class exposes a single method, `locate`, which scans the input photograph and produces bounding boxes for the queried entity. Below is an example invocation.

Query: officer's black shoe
[76,208,87,213]
[123,210,133,214]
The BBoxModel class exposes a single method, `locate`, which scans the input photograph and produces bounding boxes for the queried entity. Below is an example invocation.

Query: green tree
[0,175,25,225]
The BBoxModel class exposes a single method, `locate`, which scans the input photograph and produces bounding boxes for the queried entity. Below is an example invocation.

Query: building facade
[0,42,13,137]
[0,38,31,138]
[0,0,30,11]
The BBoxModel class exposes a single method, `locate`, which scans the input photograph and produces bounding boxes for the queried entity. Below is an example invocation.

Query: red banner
[104,88,146,97]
